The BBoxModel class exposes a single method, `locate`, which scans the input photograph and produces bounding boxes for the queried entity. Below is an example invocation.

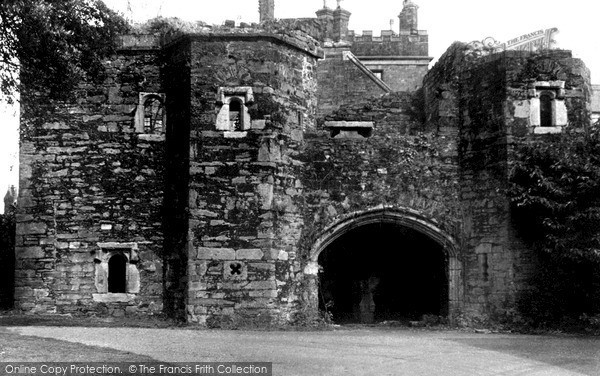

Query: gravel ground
[7,326,600,376]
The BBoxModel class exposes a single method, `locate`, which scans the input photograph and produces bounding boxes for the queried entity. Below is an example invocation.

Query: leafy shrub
[509,126,600,328]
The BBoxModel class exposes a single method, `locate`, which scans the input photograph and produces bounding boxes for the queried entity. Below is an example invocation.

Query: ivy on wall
[509,127,600,326]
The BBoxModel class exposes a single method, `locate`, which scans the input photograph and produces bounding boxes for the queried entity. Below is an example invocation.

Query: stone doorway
[317,222,449,324]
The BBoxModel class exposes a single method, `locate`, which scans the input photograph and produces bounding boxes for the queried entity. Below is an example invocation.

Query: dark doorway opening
[108,254,127,293]
[318,223,448,324]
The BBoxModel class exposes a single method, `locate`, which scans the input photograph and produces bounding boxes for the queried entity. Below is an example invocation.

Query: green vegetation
[509,126,600,329]
[0,0,129,101]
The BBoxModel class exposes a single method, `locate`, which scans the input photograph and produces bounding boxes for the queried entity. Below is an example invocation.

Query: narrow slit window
[108,254,127,293]
[539,92,553,127]
[229,98,243,131]
[143,96,165,133]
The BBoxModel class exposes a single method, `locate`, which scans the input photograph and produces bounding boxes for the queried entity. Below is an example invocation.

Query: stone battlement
[349,29,428,42]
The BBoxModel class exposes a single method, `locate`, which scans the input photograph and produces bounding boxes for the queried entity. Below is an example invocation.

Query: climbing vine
[509,125,600,327]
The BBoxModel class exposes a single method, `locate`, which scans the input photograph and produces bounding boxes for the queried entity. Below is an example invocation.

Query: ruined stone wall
[298,92,462,314]
[181,34,319,326]
[458,57,515,317]
[275,18,326,42]
[424,46,592,319]
[317,47,387,118]
[425,45,529,318]
[502,50,591,136]
[16,39,165,316]
[422,42,466,132]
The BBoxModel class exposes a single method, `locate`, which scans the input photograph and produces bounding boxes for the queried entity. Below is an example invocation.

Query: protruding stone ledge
[324,121,374,128]
[324,121,374,139]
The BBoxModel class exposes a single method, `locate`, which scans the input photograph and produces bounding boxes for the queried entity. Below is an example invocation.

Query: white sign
[501,28,559,52]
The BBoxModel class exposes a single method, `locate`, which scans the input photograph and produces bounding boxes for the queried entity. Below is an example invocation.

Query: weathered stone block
[236,249,264,260]
[246,280,276,290]
[197,247,236,260]
[17,222,47,235]
[257,183,273,210]
[19,247,45,259]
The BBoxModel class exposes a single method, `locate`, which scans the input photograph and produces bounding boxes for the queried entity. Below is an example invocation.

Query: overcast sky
[0,0,598,207]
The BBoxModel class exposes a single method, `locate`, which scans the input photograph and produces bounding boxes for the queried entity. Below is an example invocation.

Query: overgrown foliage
[510,127,600,262]
[0,211,15,309]
[133,16,209,39]
[509,125,600,328]
[0,0,129,102]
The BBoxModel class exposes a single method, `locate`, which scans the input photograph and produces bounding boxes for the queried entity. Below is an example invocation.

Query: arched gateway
[306,207,462,324]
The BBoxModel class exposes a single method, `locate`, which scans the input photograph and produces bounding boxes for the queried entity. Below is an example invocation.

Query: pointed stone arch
[306,206,463,321]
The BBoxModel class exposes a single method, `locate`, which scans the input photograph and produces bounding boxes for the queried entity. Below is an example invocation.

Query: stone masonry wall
[182,34,319,326]
[424,46,592,320]
[317,47,387,118]
[16,40,165,316]
[298,92,463,316]
[362,62,429,92]
[463,50,590,318]
[425,45,529,318]
[350,34,429,57]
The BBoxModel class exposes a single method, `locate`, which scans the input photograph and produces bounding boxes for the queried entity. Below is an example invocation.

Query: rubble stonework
[14,2,593,325]
[424,45,591,317]
[16,36,165,315]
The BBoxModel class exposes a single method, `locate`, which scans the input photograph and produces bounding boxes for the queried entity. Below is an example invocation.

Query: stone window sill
[533,126,562,134]
[224,131,248,138]
[138,134,165,142]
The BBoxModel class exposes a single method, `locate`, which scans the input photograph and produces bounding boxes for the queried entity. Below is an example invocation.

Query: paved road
[7,326,600,375]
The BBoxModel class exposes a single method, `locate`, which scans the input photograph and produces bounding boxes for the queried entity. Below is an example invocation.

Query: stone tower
[399,0,418,34]
[259,0,275,22]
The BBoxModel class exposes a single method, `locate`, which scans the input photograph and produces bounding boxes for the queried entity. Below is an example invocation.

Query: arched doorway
[309,207,461,324]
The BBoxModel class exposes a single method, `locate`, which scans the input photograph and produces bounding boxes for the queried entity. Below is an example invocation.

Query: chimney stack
[332,4,351,42]
[316,3,334,41]
[259,0,275,22]
[399,0,418,34]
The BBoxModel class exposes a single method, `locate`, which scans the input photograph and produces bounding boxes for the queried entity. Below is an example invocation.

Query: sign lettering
[500,27,559,52]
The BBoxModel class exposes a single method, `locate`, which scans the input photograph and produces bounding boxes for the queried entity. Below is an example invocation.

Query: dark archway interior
[108,254,127,293]
[318,222,448,324]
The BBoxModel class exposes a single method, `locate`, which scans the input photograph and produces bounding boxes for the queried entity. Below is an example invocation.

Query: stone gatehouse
[14,0,592,325]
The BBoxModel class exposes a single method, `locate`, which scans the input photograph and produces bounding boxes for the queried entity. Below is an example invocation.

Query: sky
[107,0,599,79]
[0,0,598,210]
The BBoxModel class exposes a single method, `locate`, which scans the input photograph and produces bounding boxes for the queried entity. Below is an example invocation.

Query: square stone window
[371,70,383,81]
[92,242,140,302]
[528,81,566,134]
[216,87,254,137]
